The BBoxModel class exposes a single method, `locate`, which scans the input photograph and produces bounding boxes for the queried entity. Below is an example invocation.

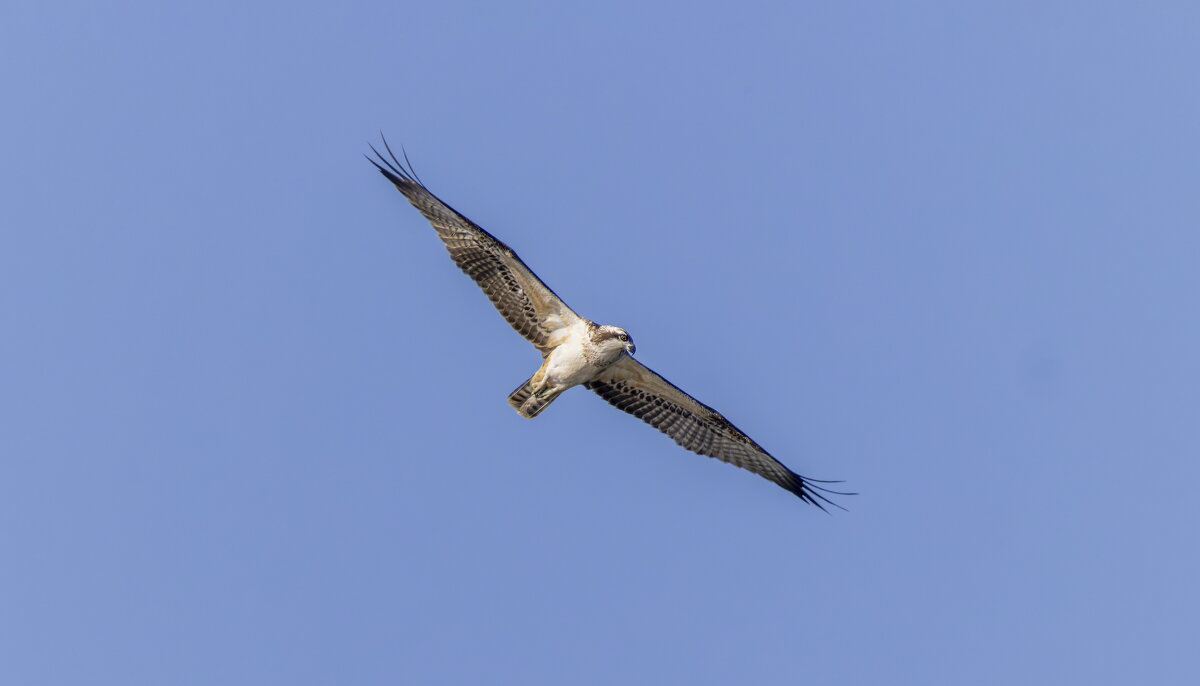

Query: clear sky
[3,1,1198,684]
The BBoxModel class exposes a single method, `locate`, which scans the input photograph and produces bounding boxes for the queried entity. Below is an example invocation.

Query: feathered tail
[507,377,564,418]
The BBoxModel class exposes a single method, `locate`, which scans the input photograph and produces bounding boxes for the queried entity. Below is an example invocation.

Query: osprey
[368,142,848,509]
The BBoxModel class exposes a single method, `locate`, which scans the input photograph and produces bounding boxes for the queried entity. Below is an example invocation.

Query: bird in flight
[367,140,849,509]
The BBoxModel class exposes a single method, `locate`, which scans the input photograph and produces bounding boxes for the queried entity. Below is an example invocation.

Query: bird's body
[510,320,633,418]
[368,141,848,509]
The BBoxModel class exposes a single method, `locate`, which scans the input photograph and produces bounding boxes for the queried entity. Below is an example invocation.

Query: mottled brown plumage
[367,141,577,354]
[585,356,843,509]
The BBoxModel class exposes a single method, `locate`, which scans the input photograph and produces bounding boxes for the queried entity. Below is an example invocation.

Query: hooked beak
[625,342,636,355]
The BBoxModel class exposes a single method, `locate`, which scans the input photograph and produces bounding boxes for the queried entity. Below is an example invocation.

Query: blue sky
[3,1,1198,684]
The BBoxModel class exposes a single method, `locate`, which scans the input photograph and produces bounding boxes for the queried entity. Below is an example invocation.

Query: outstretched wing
[585,356,849,509]
[368,141,580,353]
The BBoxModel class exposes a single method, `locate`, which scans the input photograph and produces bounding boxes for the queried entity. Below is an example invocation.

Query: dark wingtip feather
[786,472,854,512]
[367,135,423,189]
[364,152,400,183]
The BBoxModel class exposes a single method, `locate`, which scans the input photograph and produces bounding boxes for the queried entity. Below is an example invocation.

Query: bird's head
[595,325,636,355]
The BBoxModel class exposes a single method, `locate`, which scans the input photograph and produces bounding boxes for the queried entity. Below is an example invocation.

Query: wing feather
[368,142,579,352]
[586,356,848,509]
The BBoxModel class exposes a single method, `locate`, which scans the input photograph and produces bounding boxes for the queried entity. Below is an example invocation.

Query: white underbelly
[543,341,596,388]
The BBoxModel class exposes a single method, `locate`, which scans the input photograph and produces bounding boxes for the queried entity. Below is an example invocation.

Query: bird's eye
[618,333,627,341]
